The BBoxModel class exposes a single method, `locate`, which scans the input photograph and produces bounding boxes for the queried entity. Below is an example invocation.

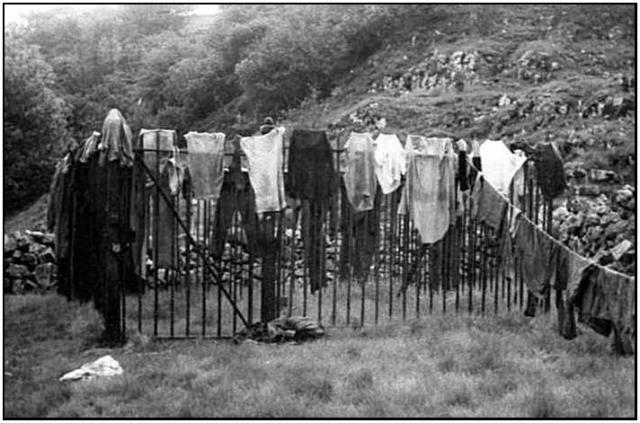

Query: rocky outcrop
[553,189,635,275]
[4,230,57,294]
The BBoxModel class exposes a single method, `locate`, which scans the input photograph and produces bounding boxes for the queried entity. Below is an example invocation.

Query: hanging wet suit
[286,129,338,292]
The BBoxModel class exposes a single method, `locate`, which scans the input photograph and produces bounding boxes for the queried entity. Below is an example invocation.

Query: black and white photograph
[3,2,636,418]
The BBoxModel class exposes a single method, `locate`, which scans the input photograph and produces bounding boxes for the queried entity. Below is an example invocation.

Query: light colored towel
[240,127,287,213]
[185,131,226,200]
[479,140,527,195]
[373,133,406,194]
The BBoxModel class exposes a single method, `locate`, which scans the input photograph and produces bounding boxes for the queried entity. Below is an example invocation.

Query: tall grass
[4,293,635,418]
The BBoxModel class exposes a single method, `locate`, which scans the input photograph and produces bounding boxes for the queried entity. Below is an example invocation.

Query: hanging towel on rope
[342,132,377,212]
[240,127,287,213]
[399,136,456,244]
[184,131,226,200]
[479,140,526,195]
[373,133,407,195]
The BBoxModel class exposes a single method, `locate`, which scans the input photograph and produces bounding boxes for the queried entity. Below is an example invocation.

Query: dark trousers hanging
[211,171,261,258]
[301,199,327,292]
[339,183,381,282]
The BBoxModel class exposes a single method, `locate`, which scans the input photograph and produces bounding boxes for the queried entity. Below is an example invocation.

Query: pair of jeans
[287,129,338,292]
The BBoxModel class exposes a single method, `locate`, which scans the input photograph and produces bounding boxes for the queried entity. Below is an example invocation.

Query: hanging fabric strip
[184,131,226,200]
[399,136,456,244]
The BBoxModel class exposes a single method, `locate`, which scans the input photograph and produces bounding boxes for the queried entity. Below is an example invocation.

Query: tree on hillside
[3,34,70,214]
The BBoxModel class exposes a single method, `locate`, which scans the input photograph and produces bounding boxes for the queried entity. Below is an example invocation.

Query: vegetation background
[4,4,635,215]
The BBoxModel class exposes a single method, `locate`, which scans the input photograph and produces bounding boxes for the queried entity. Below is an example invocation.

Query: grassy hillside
[4,5,635,230]
[4,294,635,418]
[287,4,635,183]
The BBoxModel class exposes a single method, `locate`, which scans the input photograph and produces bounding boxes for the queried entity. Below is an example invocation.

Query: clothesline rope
[466,157,634,281]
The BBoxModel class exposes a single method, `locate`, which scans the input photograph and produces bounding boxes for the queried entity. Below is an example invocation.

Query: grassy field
[3,293,635,418]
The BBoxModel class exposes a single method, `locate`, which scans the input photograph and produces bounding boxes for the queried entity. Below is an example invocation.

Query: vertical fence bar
[170,193,177,338]
[153,133,160,337]
[332,150,340,326]
[202,201,208,337]
[318,205,325,326]
[231,207,238,336]
[428,245,434,314]
[374,195,383,325]
[137,156,143,333]
[402,214,409,321]
[480,223,486,315]
[185,192,192,337]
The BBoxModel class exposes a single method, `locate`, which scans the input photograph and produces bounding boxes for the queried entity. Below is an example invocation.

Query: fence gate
[126,141,553,339]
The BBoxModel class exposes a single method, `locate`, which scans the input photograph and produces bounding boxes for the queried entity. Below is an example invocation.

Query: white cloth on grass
[59,355,124,381]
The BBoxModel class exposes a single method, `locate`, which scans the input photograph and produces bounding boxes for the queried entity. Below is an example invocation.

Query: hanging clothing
[48,154,73,299]
[139,129,177,181]
[511,215,559,299]
[154,158,181,268]
[471,175,508,232]
[566,265,635,355]
[342,132,377,212]
[99,109,134,167]
[534,142,566,200]
[339,182,381,282]
[456,141,469,192]
[301,200,328,292]
[373,133,407,195]
[286,129,337,203]
[79,132,102,164]
[240,127,287,213]
[555,247,593,339]
[184,132,226,200]
[399,136,456,244]
[286,129,337,292]
[479,140,526,195]
[211,152,261,258]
